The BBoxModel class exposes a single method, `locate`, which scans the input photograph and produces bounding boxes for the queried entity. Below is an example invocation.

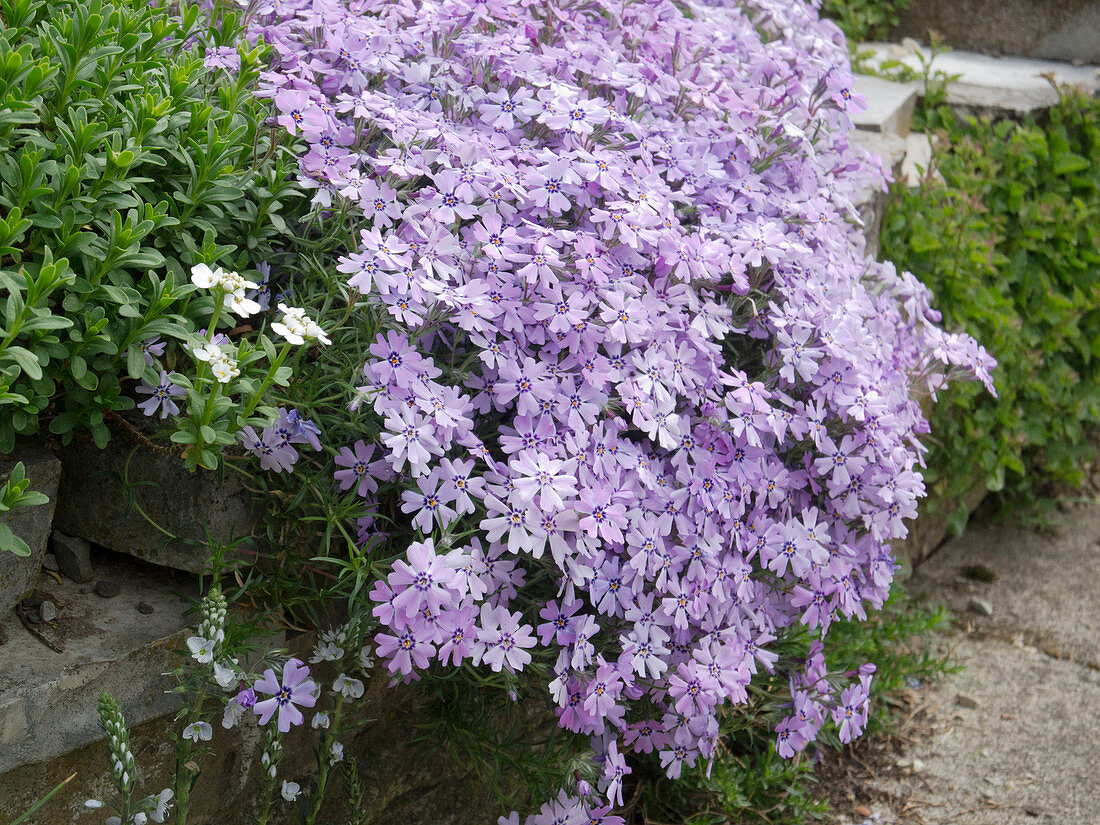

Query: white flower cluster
[271,302,332,346]
[191,263,262,317]
[192,342,240,384]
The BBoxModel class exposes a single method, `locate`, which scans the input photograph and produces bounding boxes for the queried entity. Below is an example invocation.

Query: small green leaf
[0,523,31,556]
[2,346,42,380]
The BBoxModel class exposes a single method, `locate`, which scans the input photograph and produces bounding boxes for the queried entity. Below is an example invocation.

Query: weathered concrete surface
[835,635,1100,824]
[891,0,1100,64]
[0,553,194,774]
[54,437,259,574]
[857,42,1100,118]
[909,503,1100,667]
[852,75,920,136]
[833,500,1100,824]
[0,442,61,613]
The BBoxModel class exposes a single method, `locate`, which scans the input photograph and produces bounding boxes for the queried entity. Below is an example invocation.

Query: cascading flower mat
[235,0,994,814]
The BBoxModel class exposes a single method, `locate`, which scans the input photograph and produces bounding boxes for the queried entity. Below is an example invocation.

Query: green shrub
[820,0,914,44]
[0,0,304,453]
[882,87,1100,515]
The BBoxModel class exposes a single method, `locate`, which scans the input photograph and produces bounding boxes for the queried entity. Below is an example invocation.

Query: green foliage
[820,0,914,44]
[638,590,955,824]
[0,459,49,555]
[882,86,1100,515]
[0,0,304,453]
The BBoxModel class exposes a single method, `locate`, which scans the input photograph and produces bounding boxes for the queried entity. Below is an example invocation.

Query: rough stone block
[891,0,1100,65]
[900,132,935,187]
[0,442,61,613]
[53,436,260,574]
[0,629,503,825]
[51,530,94,583]
[0,555,195,774]
[892,481,987,568]
[852,74,920,136]
[850,130,907,258]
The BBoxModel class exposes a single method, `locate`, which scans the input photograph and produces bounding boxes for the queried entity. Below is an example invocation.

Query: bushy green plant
[882,87,1100,518]
[820,0,914,43]
[0,0,304,453]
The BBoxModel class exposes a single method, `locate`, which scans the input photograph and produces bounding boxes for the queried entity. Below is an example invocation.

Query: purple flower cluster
[238,0,995,806]
[240,407,322,472]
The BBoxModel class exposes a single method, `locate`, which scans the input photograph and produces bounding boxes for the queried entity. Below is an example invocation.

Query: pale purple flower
[136,371,184,419]
[252,658,318,732]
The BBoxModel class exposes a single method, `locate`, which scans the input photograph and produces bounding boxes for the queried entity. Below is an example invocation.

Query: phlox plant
[192,0,997,818]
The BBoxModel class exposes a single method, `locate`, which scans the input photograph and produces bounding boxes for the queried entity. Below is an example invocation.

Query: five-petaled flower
[253,658,318,732]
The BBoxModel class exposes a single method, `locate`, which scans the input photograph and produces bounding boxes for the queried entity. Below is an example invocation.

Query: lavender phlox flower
[388,538,459,619]
[334,440,380,497]
[137,336,166,366]
[475,603,536,673]
[253,658,318,732]
[239,425,297,473]
[136,371,185,419]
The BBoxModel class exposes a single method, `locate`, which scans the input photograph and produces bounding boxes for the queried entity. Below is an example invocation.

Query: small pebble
[20,594,44,609]
[967,597,993,616]
[79,585,92,595]
[42,553,59,572]
[25,609,41,625]
[955,694,980,709]
[854,805,872,817]
[1024,806,1041,817]
[911,757,925,773]
[40,601,57,622]
[137,601,155,615]
[94,580,121,599]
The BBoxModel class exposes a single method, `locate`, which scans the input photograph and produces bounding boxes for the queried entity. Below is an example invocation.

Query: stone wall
[891,0,1100,64]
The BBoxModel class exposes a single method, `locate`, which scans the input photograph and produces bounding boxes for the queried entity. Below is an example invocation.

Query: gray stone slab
[53,437,259,574]
[0,443,61,612]
[852,74,920,136]
[858,42,1100,117]
[0,558,195,773]
[909,501,1100,667]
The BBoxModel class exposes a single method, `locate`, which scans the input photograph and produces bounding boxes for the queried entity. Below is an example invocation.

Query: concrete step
[852,74,920,136]
[850,130,908,258]
[857,41,1100,118]
[0,550,196,773]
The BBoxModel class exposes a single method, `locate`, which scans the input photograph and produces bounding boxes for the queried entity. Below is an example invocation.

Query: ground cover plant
[31,0,1001,821]
[882,86,1100,523]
